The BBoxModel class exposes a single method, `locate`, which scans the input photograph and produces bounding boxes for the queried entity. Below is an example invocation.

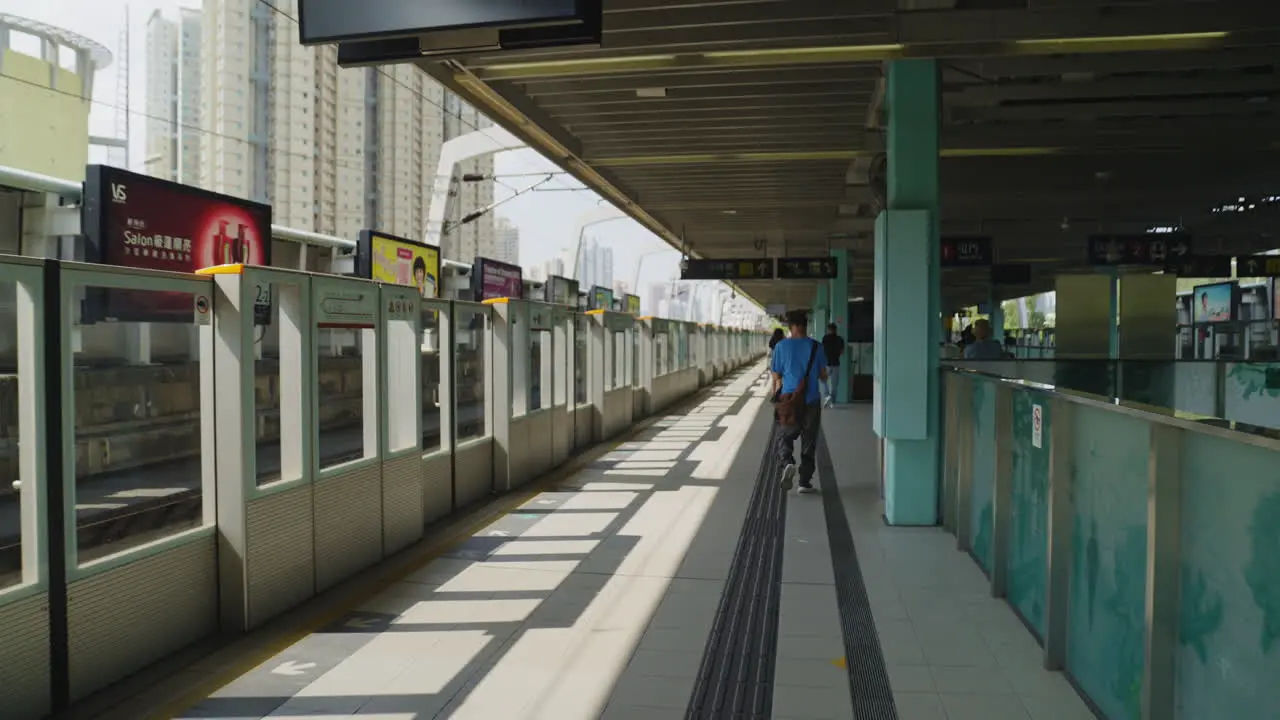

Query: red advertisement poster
[82,165,272,322]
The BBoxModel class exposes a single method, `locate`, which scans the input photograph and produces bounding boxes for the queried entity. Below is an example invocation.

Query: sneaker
[824,396,833,408]
[779,463,797,491]
[798,483,818,494]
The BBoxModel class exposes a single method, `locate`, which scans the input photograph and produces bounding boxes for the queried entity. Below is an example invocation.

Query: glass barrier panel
[72,287,205,565]
[1065,404,1150,720]
[0,277,21,591]
[574,315,587,405]
[252,281,295,486]
[610,331,625,391]
[530,330,548,411]
[968,377,997,572]
[455,306,488,442]
[632,329,640,387]
[1007,387,1050,639]
[316,326,375,470]
[655,333,668,377]
[421,305,442,453]
[1176,430,1280,718]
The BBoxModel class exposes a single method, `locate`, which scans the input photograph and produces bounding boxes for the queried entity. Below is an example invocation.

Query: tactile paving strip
[816,436,899,719]
[685,422,787,720]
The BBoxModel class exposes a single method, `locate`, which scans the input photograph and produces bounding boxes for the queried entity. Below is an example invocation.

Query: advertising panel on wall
[473,256,524,301]
[356,230,440,298]
[82,164,272,322]
[625,293,641,315]
[1191,281,1237,324]
[547,274,579,306]
[589,285,613,311]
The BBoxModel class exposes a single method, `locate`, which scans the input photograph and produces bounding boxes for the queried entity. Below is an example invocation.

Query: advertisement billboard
[82,164,272,322]
[589,285,613,311]
[547,275,579,306]
[1192,281,1236,324]
[624,293,641,315]
[473,256,524,301]
[355,230,439,298]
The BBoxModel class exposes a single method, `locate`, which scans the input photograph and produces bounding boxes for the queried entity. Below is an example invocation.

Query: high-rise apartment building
[144,8,202,184]
[575,238,615,291]
[492,216,520,265]
[191,0,494,250]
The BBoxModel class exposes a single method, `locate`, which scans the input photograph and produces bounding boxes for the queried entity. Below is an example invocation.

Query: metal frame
[954,374,975,553]
[422,297,453,459]
[1142,422,1181,720]
[57,263,218,581]
[450,299,493,447]
[379,284,423,460]
[215,266,314,502]
[0,256,48,604]
[310,274,382,481]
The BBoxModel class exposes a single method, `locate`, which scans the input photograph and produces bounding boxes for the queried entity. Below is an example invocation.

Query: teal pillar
[813,283,829,339]
[989,295,1004,343]
[876,59,940,526]
[831,248,850,402]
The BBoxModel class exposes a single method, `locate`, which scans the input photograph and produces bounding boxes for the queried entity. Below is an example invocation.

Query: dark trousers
[776,401,822,484]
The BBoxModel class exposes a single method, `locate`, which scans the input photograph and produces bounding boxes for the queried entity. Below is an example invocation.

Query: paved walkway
[96,364,1096,720]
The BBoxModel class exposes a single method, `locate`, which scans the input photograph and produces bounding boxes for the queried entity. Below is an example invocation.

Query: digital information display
[776,256,837,279]
[1087,232,1192,266]
[681,258,772,281]
[82,164,272,323]
[356,230,440,298]
[940,236,993,267]
[473,256,524,301]
[625,293,641,315]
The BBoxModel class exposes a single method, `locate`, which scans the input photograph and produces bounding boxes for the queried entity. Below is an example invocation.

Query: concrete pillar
[813,283,829,340]
[989,295,1005,343]
[876,59,941,526]
[831,248,850,402]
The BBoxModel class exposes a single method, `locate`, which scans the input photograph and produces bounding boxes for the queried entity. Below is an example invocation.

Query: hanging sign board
[776,257,837,279]
[1086,232,1191,266]
[940,236,993,267]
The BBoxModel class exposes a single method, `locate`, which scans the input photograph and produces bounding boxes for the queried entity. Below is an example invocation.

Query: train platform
[82,365,1093,720]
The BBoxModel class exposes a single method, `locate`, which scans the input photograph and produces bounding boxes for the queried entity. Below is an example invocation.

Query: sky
[0,0,684,292]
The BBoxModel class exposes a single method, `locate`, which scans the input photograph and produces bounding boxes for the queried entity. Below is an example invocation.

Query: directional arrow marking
[272,661,316,677]
[488,530,510,537]
[343,616,381,629]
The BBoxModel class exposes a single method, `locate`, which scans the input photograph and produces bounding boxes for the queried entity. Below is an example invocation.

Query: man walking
[820,323,845,407]
[770,310,827,494]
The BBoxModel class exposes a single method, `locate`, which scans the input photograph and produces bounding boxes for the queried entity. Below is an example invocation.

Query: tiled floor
[118,366,1098,720]
[823,407,1098,720]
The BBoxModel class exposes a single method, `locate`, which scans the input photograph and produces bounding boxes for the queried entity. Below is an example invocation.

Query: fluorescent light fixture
[702,44,905,59]
[1012,31,1227,52]
[636,87,667,98]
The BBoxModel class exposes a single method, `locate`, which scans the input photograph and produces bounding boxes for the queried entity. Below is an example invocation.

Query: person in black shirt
[820,323,845,408]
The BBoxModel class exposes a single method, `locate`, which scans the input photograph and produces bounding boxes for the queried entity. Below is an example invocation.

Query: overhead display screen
[590,286,613,311]
[82,164,272,322]
[299,0,581,44]
[356,230,440,298]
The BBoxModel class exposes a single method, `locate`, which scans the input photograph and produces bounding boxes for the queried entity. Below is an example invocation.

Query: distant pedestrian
[820,323,845,407]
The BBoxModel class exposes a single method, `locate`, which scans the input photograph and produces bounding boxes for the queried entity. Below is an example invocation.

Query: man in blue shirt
[962,318,1006,360]
[770,310,827,494]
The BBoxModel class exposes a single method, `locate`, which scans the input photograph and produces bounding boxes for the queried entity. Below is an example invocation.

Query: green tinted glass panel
[1176,431,1280,718]
[1067,405,1149,720]
[969,378,996,571]
[1008,389,1050,638]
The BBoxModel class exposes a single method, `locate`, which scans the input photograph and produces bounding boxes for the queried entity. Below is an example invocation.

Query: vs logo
[110,183,127,203]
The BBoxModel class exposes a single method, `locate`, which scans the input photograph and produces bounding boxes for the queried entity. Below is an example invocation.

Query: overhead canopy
[409,0,1280,311]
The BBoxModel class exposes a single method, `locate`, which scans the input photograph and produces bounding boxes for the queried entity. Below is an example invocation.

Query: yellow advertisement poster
[625,294,641,315]
[370,233,439,298]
